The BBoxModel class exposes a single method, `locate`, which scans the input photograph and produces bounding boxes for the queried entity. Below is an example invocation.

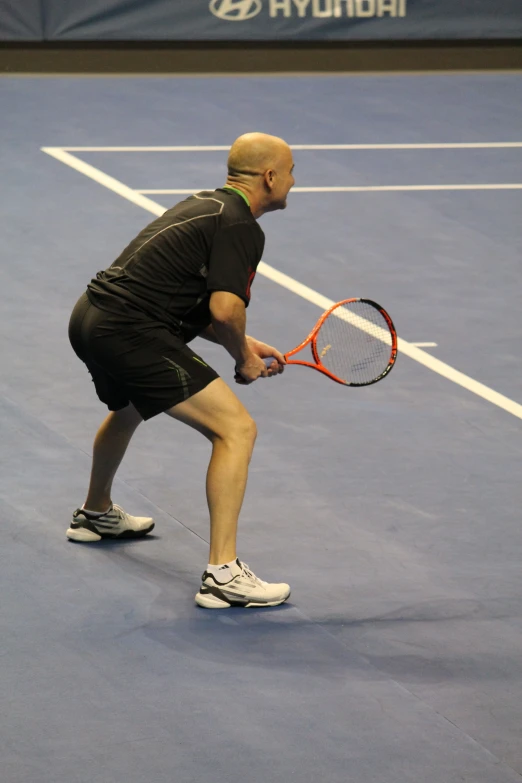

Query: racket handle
[264,357,276,368]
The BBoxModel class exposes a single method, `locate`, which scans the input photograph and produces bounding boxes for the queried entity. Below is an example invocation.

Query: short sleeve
[207,222,263,306]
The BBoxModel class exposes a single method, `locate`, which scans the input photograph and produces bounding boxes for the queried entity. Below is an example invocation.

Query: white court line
[411,342,438,348]
[138,189,204,195]
[58,142,522,152]
[41,146,522,422]
[137,184,522,194]
[42,147,169,215]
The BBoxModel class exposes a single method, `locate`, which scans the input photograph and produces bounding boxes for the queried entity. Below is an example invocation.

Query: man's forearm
[201,325,262,363]
[202,324,256,346]
[211,317,250,364]
[210,299,251,364]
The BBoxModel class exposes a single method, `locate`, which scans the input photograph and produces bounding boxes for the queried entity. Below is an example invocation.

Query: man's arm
[209,291,267,383]
[200,321,285,374]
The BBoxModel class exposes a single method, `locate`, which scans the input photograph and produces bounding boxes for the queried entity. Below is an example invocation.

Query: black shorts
[69,293,219,421]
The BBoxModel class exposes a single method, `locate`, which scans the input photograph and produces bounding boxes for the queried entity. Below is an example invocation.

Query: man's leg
[165,377,256,565]
[66,403,153,542]
[83,403,143,512]
[167,377,290,608]
[166,377,290,608]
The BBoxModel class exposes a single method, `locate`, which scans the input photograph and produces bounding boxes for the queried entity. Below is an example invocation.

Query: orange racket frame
[280,298,398,386]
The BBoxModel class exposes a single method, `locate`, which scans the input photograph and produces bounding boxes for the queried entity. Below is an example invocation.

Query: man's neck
[222,184,250,207]
[223,181,268,219]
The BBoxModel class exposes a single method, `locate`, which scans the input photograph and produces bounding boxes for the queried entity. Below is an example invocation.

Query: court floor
[1,72,522,783]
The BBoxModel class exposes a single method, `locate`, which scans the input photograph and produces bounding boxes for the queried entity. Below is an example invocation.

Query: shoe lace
[239,562,266,586]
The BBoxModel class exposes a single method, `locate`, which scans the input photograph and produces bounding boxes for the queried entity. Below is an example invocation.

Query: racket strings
[314,301,394,385]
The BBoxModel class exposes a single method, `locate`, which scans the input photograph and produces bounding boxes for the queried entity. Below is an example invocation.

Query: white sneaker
[66,504,154,542]
[195,559,291,609]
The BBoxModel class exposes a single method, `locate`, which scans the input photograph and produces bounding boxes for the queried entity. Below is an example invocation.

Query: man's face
[267,148,295,211]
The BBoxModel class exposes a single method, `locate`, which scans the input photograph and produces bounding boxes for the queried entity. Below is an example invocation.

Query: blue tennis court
[1,73,522,783]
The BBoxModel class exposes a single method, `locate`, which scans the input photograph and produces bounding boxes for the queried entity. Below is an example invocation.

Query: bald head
[225,132,295,217]
[227,132,291,178]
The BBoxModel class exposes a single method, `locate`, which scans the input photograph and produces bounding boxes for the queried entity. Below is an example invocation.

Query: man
[67,132,295,609]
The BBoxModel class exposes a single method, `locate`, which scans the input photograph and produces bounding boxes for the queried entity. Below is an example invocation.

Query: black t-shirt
[86,188,265,342]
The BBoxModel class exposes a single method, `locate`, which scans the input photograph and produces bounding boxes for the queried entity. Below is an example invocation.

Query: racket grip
[264,357,276,368]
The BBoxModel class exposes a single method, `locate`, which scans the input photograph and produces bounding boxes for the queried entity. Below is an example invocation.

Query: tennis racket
[262,298,397,387]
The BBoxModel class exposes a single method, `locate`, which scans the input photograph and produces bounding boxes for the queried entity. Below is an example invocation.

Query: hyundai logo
[209,0,262,21]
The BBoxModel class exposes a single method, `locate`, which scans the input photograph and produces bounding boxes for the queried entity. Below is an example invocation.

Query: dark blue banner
[2,0,522,41]
[0,0,42,40]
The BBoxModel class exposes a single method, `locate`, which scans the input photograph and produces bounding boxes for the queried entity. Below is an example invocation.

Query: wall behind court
[1,0,521,41]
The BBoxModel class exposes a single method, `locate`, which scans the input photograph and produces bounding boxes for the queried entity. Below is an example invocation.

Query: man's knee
[223,412,257,448]
[244,415,258,445]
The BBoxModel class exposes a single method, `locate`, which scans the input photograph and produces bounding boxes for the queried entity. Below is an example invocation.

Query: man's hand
[235,337,286,384]
[235,352,270,385]
[246,336,286,376]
